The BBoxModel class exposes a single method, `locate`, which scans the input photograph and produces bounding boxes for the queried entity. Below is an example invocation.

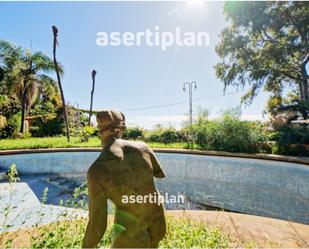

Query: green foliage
[0,112,22,138]
[270,142,306,156]
[80,125,98,142]
[0,136,188,150]
[0,115,7,129]
[0,125,15,139]
[6,164,19,183]
[161,217,228,248]
[67,106,82,136]
[146,126,185,144]
[29,116,64,137]
[83,126,97,136]
[7,112,21,131]
[0,164,20,241]
[123,127,145,140]
[0,105,306,156]
[160,129,184,144]
[267,115,309,155]
[268,124,309,145]
[0,39,64,135]
[215,2,309,119]
[1,169,231,248]
[28,216,229,249]
[13,131,32,139]
[194,111,267,153]
[122,126,185,144]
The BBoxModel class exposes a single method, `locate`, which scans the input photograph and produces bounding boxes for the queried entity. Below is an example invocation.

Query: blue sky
[0,1,269,129]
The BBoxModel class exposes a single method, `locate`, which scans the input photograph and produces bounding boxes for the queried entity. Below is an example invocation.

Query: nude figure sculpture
[82,110,166,248]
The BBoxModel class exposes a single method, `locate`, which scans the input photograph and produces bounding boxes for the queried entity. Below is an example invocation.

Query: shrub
[80,126,98,142]
[0,115,6,129]
[83,126,97,136]
[30,116,64,137]
[7,112,21,133]
[160,128,183,144]
[194,112,267,153]
[270,142,307,156]
[0,125,14,139]
[0,166,231,249]
[147,132,161,143]
[28,216,229,249]
[12,131,32,139]
[268,123,309,144]
[123,127,145,140]
[267,115,308,156]
[146,126,185,144]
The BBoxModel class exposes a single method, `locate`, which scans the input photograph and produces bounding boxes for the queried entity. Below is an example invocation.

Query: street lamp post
[183,81,197,149]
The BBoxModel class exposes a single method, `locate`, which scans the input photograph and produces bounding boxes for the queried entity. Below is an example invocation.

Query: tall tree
[88,69,97,126]
[215,2,309,120]
[0,40,63,132]
[52,25,70,142]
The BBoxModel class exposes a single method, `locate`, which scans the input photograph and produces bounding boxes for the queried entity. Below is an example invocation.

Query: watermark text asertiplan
[96,26,210,51]
[122,192,184,206]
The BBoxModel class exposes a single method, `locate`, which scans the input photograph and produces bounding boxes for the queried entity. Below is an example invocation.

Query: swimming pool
[0,151,308,224]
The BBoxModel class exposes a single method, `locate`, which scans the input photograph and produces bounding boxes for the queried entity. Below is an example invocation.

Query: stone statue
[82,110,166,248]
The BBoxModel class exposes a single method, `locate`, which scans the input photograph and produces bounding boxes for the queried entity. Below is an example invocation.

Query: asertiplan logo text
[96,26,210,51]
[121,192,184,206]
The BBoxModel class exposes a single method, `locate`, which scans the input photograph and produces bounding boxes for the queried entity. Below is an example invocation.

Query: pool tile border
[0,148,308,165]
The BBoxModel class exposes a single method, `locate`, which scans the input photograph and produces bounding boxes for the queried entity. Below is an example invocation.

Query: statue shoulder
[100,139,154,159]
[117,139,153,153]
[117,139,165,178]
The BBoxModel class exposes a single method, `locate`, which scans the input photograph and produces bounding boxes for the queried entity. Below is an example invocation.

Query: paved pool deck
[168,210,309,248]
[0,182,87,233]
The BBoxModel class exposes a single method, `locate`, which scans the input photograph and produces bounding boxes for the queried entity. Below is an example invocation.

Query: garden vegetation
[0,2,308,156]
[0,165,233,249]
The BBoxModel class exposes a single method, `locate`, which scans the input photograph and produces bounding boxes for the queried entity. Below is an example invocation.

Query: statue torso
[88,139,165,227]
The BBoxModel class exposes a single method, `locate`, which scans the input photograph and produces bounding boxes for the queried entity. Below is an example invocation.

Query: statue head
[96,110,126,146]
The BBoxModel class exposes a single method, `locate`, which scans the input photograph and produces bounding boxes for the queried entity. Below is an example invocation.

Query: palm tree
[52,26,70,142]
[88,69,97,126]
[0,40,64,133]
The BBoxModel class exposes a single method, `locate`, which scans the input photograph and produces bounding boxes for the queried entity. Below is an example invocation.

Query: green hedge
[194,113,268,153]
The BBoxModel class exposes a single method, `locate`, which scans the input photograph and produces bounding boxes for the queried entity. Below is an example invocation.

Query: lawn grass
[0,136,188,150]
[0,216,229,248]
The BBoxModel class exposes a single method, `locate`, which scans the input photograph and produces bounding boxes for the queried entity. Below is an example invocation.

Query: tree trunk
[52,26,70,142]
[302,78,309,120]
[20,78,28,133]
[301,78,309,100]
[0,67,4,82]
[88,70,97,126]
[299,64,309,119]
[20,60,32,133]
[301,56,309,100]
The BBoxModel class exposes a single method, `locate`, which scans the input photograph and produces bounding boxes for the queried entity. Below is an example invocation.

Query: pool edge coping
[0,147,308,165]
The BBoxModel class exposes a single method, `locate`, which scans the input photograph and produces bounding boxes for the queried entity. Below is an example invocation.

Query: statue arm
[148,150,165,178]
[82,170,108,248]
